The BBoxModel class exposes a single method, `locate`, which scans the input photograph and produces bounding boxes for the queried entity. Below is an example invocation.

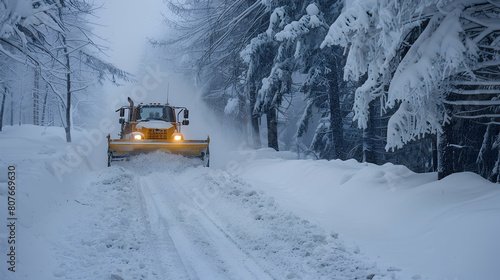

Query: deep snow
[1,125,500,280]
[232,149,500,280]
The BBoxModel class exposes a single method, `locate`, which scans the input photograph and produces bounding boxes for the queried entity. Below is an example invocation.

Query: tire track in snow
[140,172,273,280]
[139,177,194,280]
[51,167,167,280]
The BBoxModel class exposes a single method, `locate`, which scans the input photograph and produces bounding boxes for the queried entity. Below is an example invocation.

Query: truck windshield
[137,106,175,122]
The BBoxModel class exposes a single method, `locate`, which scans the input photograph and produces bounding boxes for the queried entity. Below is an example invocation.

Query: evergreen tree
[159,0,267,144]
[323,0,500,179]
[275,1,346,159]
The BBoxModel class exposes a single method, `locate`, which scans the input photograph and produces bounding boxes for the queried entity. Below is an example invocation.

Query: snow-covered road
[87,153,378,280]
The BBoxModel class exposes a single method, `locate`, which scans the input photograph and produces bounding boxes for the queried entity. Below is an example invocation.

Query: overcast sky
[93,0,165,74]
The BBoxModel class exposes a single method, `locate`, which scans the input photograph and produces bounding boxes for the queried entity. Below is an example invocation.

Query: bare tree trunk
[64,47,71,142]
[327,61,345,160]
[438,99,455,180]
[438,120,454,180]
[49,95,54,126]
[10,89,13,126]
[432,134,438,172]
[363,100,377,164]
[267,107,278,151]
[18,102,22,126]
[33,67,40,125]
[41,84,49,125]
[249,84,261,148]
[251,114,261,148]
[0,87,5,132]
[59,2,72,142]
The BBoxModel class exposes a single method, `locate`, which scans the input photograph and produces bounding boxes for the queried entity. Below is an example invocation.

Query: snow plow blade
[108,137,210,166]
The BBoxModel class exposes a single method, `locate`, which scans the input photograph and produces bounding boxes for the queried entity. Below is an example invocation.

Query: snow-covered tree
[0,0,132,141]
[323,0,500,179]
[56,0,132,141]
[240,32,276,147]
[247,1,346,152]
[158,0,267,142]
[252,5,295,151]
[0,0,63,65]
[273,1,346,159]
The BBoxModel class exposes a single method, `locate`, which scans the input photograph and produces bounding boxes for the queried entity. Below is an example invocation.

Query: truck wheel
[202,145,210,167]
[107,150,112,167]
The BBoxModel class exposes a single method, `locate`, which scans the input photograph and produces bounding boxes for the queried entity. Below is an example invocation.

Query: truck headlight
[131,132,144,140]
[173,133,183,141]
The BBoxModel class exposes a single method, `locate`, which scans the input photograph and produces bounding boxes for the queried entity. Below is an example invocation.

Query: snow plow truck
[107,97,210,167]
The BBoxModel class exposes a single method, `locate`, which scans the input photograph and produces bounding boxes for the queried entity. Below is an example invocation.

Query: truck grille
[146,129,170,140]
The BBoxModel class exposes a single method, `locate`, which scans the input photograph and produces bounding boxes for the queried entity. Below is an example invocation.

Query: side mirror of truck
[119,108,125,117]
[119,118,125,124]
[182,120,190,126]
[183,109,189,119]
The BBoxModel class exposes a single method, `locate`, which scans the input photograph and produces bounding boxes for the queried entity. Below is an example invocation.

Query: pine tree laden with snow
[323,0,500,180]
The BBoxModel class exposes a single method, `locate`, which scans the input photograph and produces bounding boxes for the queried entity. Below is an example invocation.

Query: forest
[1,0,500,182]
[0,0,132,141]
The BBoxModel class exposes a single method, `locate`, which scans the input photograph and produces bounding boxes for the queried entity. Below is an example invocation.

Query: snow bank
[232,149,500,280]
[0,125,107,279]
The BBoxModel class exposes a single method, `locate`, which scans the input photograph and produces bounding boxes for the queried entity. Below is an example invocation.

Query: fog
[92,1,241,169]
[92,0,165,73]
[104,54,241,168]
